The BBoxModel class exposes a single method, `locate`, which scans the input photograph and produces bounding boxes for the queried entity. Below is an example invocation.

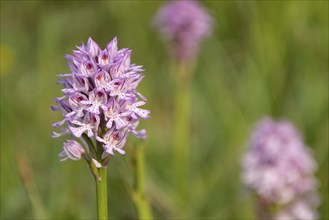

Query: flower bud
[59,140,85,161]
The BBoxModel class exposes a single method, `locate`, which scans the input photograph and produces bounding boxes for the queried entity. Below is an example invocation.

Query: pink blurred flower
[154,0,213,61]
[242,118,319,219]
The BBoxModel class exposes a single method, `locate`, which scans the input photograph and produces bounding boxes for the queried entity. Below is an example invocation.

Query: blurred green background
[1,1,328,219]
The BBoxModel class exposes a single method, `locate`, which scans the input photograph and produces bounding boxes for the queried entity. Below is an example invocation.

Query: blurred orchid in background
[154,0,213,62]
[242,118,320,220]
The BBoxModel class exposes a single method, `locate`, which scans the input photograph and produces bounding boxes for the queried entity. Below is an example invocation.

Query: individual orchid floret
[242,117,320,220]
[154,0,213,61]
[96,128,128,156]
[59,140,85,161]
[52,37,149,166]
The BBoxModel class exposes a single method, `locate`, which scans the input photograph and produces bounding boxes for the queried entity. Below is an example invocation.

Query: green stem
[96,167,108,220]
[134,195,153,220]
[173,61,192,208]
[133,145,153,219]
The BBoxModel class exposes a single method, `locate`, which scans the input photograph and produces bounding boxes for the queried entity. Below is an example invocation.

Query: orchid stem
[96,167,108,220]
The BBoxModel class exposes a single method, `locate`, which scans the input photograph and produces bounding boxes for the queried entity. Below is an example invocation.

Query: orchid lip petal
[105,146,114,155]
[69,126,87,137]
[52,129,69,138]
[96,136,106,144]
[52,119,66,128]
[116,148,126,155]
[56,73,72,77]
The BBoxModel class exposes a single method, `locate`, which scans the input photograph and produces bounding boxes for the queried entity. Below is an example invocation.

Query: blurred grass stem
[96,167,108,220]
[16,152,48,219]
[173,60,193,212]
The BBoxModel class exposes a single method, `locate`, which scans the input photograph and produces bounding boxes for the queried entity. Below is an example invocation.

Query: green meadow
[1,1,328,219]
